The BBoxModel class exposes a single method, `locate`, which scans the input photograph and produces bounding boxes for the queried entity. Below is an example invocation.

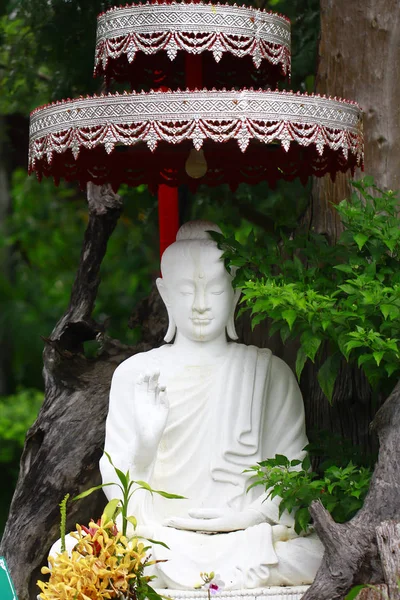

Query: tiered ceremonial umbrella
[29,2,364,255]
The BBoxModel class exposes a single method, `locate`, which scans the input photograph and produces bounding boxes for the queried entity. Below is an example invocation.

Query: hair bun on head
[176,221,222,242]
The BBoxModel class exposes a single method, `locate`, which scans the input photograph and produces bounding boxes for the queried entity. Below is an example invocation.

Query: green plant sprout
[73,452,184,537]
[59,493,70,553]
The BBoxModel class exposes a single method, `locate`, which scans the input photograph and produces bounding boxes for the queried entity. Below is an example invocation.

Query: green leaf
[344,585,367,600]
[345,340,366,355]
[317,353,341,403]
[339,284,358,295]
[282,309,297,331]
[358,354,373,367]
[274,454,291,467]
[353,233,369,250]
[126,515,138,529]
[333,264,353,274]
[104,451,115,467]
[295,507,311,533]
[295,346,307,381]
[143,537,170,549]
[135,481,185,500]
[300,331,322,362]
[372,351,385,366]
[280,324,291,344]
[362,175,374,187]
[101,498,121,525]
[141,583,165,600]
[135,480,153,493]
[321,319,331,331]
[114,467,128,488]
[73,482,115,501]
[383,238,396,252]
[385,363,399,377]
[302,455,311,471]
[152,490,186,500]
[381,304,400,320]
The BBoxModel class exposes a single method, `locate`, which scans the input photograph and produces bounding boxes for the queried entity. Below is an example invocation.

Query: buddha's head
[156,221,241,343]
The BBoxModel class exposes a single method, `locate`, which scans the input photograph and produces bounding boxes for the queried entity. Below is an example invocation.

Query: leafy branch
[247,452,372,534]
[213,177,400,400]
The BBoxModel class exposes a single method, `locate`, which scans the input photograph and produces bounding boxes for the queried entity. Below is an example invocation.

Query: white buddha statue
[100,221,323,591]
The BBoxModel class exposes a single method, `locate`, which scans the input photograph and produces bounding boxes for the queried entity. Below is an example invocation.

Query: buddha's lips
[191,318,213,324]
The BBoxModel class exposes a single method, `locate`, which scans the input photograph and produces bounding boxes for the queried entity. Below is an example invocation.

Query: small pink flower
[206,576,225,595]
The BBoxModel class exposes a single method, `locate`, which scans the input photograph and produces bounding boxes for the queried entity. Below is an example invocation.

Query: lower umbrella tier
[29,89,364,191]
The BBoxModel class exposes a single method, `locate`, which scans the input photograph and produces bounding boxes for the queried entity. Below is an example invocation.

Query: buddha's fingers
[163,516,220,531]
[148,370,160,393]
[157,387,169,409]
[188,508,224,519]
[136,372,145,385]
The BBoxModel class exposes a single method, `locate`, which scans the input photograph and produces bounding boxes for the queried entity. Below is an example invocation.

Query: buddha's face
[158,243,236,343]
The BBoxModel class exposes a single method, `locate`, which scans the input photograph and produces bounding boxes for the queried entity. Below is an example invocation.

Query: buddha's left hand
[163,508,265,532]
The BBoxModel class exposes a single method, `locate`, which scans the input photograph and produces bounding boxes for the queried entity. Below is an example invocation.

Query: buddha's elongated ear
[226,287,242,341]
[156,277,176,342]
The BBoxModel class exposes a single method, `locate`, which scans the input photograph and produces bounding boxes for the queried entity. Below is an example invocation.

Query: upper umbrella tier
[94,2,291,89]
[29,89,364,193]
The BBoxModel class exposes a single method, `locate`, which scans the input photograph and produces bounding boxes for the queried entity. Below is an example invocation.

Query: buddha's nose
[193,290,209,313]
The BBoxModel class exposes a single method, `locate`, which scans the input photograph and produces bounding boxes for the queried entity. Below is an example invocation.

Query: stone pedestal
[156,587,309,600]
[39,585,310,600]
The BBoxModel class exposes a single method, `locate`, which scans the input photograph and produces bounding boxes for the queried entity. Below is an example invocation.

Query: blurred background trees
[0,0,319,537]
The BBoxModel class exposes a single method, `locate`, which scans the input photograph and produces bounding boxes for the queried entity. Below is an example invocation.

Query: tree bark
[357,586,388,600]
[376,522,400,600]
[303,382,400,600]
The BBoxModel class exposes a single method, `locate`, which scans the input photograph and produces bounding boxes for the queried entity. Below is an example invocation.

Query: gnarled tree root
[303,381,400,600]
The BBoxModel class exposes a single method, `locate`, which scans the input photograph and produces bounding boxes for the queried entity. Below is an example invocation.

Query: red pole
[158,185,180,257]
[157,52,203,257]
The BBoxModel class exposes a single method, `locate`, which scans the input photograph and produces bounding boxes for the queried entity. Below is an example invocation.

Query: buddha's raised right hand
[131,370,169,468]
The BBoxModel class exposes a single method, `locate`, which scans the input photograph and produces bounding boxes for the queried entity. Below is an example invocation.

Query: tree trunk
[302,1,400,598]
[376,522,400,600]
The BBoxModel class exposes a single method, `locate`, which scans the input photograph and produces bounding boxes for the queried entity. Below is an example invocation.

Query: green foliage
[0,387,43,537]
[74,452,184,537]
[0,388,43,463]
[214,178,400,399]
[247,451,372,534]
